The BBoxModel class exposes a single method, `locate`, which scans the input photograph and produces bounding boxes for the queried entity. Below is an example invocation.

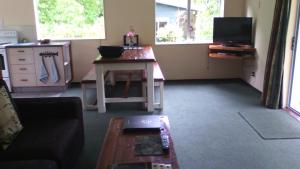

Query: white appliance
[0,30,18,91]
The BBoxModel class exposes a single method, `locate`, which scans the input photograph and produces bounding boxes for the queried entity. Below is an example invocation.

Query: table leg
[146,62,154,112]
[96,64,106,113]
[109,71,115,86]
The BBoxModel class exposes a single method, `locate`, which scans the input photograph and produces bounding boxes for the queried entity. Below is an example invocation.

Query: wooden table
[96,116,179,169]
[94,46,156,113]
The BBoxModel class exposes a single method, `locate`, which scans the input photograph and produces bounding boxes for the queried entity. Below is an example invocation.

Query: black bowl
[98,46,124,58]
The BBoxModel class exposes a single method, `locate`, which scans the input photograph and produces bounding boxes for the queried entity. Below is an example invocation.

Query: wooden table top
[96,116,179,169]
[94,46,156,64]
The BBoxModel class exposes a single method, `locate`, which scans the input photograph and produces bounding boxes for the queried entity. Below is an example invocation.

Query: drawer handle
[17,50,25,53]
[19,68,27,71]
[20,79,28,82]
[18,58,26,61]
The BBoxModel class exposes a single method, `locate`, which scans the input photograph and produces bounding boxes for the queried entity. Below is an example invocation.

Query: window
[34,0,105,40]
[155,0,223,43]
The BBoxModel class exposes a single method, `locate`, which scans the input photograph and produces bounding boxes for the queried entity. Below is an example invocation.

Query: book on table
[122,115,162,132]
[107,162,171,169]
[107,162,152,169]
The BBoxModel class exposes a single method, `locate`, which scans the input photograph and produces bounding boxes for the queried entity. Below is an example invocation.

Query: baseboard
[238,79,262,94]
[164,78,242,83]
[164,78,262,94]
[284,107,300,121]
[71,78,262,95]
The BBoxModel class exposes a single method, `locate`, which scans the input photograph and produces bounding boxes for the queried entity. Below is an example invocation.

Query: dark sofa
[0,97,84,169]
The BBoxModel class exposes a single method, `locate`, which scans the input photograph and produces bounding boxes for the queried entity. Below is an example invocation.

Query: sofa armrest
[0,160,58,169]
[13,97,83,121]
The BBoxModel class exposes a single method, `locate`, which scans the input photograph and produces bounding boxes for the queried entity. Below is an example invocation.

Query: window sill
[155,40,213,45]
[38,37,106,41]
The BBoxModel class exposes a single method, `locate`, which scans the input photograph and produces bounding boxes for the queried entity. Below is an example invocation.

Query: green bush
[37,0,104,39]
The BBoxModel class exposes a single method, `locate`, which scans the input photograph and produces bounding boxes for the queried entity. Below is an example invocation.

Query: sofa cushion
[0,118,81,168]
[0,80,23,150]
[0,160,58,169]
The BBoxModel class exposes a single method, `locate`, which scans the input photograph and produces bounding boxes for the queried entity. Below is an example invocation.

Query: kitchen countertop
[6,41,70,48]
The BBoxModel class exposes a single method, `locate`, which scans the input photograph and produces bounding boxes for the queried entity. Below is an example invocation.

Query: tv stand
[208,44,255,60]
[221,43,242,47]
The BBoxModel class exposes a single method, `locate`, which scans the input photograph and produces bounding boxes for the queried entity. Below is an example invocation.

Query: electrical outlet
[251,72,255,77]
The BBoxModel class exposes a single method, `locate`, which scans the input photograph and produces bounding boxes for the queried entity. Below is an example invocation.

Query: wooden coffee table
[96,116,179,169]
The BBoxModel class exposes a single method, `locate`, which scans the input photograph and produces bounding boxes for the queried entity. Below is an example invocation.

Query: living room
[0,0,268,85]
[1,0,300,169]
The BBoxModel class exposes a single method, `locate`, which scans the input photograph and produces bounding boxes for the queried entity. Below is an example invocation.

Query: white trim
[288,0,300,111]
[156,40,212,45]
[220,0,225,17]
[33,0,41,40]
[39,37,106,41]
[187,0,191,40]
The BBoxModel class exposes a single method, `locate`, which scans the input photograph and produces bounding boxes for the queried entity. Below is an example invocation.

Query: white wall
[0,0,37,42]
[224,0,245,17]
[1,0,246,82]
[243,0,276,91]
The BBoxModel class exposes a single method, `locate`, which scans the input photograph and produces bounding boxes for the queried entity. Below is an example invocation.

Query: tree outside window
[34,0,105,39]
[155,0,223,43]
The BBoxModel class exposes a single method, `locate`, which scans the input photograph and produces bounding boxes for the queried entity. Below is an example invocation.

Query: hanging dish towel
[49,55,60,83]
[39,56,48,83]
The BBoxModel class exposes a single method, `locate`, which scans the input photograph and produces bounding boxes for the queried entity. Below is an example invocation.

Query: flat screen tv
[213,17,252,45]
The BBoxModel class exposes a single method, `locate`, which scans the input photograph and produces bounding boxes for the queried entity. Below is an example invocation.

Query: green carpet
[63,80,300,169]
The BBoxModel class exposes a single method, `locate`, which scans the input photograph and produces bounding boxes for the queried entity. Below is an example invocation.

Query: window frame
[155,0,224,45]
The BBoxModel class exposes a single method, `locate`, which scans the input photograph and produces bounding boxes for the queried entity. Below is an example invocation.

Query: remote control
[161,133,169,151]
[164,164,172,169]
[152,163,164,169]
[152,163,172,169]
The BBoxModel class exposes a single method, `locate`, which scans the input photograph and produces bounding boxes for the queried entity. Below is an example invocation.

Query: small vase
[128,40,134,49]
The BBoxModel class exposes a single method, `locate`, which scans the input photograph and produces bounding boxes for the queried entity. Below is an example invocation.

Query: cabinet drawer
[11,64,36,74]
[11,74,36,87]
[8,48,33,56]
[10,55,34,64]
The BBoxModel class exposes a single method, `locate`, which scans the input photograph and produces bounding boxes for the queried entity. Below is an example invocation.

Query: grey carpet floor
[62,80,300,169]
[239,111,300,139]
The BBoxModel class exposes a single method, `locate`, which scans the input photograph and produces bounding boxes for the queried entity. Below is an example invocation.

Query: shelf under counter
[209,53,255,60]
[208,44,256,60]
[208,44,256,52]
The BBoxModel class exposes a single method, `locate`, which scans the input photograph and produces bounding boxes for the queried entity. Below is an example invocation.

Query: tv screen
[213,17,252,45]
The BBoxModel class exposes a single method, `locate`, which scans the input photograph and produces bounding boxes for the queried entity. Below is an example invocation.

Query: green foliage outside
[194,0,221,41]
[156,25,183,42]
[76,0,104,24]
[156,0,221,43]
[37,0,104,39]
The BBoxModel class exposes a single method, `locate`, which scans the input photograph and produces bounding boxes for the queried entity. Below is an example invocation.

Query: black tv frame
[213,17,253,46]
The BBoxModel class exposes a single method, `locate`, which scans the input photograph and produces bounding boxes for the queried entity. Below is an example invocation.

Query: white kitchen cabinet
[8,47,36,87]
[7,41,72,92]
[34,47,65,86]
